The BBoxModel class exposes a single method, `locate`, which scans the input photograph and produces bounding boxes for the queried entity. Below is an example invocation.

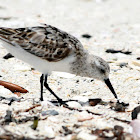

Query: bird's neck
[70,52,92,77]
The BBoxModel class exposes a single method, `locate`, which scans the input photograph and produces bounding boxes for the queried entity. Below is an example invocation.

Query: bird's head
[89,55,118,100]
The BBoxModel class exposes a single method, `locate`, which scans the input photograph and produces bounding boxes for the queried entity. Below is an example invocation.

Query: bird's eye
[100,68,105,73]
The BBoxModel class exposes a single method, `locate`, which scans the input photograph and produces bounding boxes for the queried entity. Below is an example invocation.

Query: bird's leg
[40,74,44,101]
[44,74,63,103]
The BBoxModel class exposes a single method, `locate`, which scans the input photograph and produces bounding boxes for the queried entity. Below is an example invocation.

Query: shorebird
[0,24,119,103]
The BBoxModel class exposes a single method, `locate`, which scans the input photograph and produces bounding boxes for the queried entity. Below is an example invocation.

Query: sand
[0,0,140,139]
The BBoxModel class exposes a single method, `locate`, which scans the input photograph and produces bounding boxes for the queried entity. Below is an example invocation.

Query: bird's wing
[0,24,80,62]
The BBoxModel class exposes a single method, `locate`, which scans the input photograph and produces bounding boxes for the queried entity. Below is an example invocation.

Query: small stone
[137,57,140,60]
[3,53,14,59]
[89,98,102,106]
[41,110,59,116]
[113,125,124,136]
[132,105,140,120]
[67,101,82,109]
[119,62,128,68]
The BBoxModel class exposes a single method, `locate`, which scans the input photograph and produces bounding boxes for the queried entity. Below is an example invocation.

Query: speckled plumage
[0,24,118,102]
[0,24,84,62]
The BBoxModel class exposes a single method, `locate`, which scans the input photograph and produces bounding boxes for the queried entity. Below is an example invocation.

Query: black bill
[104,78,118,100]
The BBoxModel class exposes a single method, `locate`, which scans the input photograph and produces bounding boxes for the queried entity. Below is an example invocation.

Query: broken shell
[0,80,28,93]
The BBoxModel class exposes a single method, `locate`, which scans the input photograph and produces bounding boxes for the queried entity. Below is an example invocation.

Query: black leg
[44,74,63,103]
[40,74,44,101]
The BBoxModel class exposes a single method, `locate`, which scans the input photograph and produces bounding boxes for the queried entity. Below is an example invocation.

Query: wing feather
[0,24,82,62]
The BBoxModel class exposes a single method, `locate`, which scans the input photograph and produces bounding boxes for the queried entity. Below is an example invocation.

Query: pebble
[3,53,14,59]
[131,105,140,120]
[119,62,128,68]
[41,110,59,116]
[67,101,82,109]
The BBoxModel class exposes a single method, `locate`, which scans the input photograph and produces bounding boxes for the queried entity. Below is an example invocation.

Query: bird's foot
[40,97,43,101]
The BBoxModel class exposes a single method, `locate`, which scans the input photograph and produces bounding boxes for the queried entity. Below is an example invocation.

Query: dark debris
[81,34,92,39]
[106,49,132,55]
[110,101,129,112]
[91,128,111,138]
[62,126,73,136]
[3,53,14,59]
[136,57,140,60]
[119,62,128,68]
[4,110,14,125]
[92,125,131,139]
[0,96,21,105]
[131,105,140,120]
[89,98,102,106]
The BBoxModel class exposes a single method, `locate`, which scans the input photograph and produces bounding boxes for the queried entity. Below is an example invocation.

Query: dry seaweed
[106,49,132,55]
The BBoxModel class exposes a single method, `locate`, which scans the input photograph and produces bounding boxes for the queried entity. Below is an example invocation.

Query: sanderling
[0,24,118,103]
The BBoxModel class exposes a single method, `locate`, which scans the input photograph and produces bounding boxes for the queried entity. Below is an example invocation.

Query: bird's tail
[0,27,17,46]
[0,27,16,35]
